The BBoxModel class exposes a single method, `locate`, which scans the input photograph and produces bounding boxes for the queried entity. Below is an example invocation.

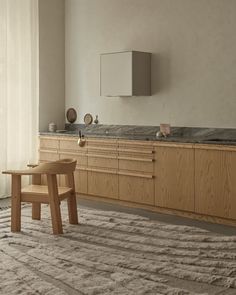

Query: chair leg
[66,173,78,224]
[47,174,63,234]
[32,174,41,220]
[32,203,41,220]
[11,175,21,232]
[67,192,78,225]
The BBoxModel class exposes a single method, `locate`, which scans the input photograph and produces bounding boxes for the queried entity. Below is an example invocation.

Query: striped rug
[0,203,236,294]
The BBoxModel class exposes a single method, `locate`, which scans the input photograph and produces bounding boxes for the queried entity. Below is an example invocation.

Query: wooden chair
[2,159,78,234]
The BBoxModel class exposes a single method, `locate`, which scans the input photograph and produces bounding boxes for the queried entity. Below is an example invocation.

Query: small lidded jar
[48,122,57,132]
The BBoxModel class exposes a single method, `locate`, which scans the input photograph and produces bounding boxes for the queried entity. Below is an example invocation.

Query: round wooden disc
[84,113,93,125]
[66,108,77,124]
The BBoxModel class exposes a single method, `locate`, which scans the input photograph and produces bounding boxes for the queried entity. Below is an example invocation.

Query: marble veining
[39,124,236,145]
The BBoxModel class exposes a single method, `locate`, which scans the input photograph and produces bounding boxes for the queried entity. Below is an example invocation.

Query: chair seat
[21,185,73,203]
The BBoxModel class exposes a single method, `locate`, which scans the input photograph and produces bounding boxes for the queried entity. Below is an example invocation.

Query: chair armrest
[2,169,40,176]
[2,159,77,176]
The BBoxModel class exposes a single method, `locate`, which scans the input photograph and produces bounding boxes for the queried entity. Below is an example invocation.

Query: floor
[1,196,236,294]
[78,197,236,237]
[1,196,236,236]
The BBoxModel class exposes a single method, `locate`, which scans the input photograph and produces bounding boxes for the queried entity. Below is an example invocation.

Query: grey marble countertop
[39,124,236,146]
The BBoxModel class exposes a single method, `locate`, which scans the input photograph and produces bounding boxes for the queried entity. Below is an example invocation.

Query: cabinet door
[60,169,87,195]
[195,149,236,219]
[100,51,132,96]
[87,170,118,199]
[155,146,194,212]
[119,174,154,205]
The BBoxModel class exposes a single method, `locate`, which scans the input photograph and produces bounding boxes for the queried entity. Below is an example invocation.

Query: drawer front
[88,138,117,148]
[40,138,59,150]
[59,153,87,167]
[118,140,154,155]
[88,156,118,169]
[119,175,154,205]
[60,138,86,152]
[118,158,153,173]
[39,151,59,162]
[87,170,118,199]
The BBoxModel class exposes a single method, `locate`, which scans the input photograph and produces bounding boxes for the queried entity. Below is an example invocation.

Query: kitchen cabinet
[87,138,118,199]
[155,144,195,212]
[195,147,236,219]
[118,140,154,205]
[38,135,236,226]
[100,51,151,96]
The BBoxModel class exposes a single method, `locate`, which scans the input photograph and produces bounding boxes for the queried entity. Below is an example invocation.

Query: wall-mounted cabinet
[100,51,151,97]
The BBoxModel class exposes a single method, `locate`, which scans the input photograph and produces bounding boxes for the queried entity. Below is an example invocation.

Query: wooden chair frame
[2,159,78,234]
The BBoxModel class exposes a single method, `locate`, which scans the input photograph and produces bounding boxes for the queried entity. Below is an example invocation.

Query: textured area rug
[1,204,236,294]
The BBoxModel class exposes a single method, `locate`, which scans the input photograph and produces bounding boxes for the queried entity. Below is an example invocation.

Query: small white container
[48,122,57,132]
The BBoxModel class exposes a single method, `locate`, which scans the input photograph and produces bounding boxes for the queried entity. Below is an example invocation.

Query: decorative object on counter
[94,115,99,124]
[77,130,86,147]
[159,123,171,137]
[48,122,57,132]
[84,113,93,125]
[66,108,77,124]
[156,131,164,138]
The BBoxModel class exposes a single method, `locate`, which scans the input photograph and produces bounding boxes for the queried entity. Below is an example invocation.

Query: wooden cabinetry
[118,140,154,205]
[39,135,236,226]
[195,146,236,219]
[39,136,88,194]
[39,137,59,162]
[87,138,118,199]
[59,137,87,194]
[155,144,195,212]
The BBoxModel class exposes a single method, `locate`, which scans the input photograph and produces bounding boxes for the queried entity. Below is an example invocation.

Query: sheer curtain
[0,0,38,198]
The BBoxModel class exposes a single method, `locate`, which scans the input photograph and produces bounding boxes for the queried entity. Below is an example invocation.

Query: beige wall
[39,0,65,131]
[65,0,236,128]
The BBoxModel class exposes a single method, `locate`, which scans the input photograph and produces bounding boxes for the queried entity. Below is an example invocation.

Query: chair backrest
[32,159,77,175]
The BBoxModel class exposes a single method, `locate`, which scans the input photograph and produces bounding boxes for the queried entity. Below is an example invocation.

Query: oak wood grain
[155,146,195,212]
[195,149,236,219]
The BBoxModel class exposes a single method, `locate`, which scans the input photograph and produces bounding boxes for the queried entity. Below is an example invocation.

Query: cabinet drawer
[60,138,86,152]
[119,175,154,205]
[88,156,118,169]
[87,170,118,199]
[118,158,153,173]
[59,152,87,167]
[118,140,154,154]
[40,137,59,150]
[39,151,59,162]
[88,138,117,147]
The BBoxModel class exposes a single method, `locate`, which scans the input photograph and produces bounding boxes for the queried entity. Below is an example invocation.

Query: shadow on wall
[151,52,171,95]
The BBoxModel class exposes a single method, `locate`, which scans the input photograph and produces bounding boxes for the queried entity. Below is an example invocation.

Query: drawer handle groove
[118,171,153,179]
[118,156,154,162]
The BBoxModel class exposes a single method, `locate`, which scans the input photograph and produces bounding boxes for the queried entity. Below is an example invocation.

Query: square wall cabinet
[100,51,151,97]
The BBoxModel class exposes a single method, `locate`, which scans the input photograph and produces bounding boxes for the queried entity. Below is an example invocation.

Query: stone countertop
[39,124,236,146]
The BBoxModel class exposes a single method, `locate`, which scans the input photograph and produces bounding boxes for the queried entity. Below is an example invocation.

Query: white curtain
[0,0,38,198]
